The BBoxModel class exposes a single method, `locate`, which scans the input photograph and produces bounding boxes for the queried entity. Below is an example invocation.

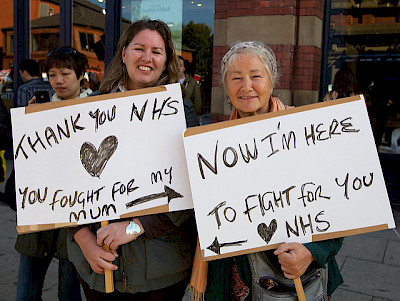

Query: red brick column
[211,0,325,122]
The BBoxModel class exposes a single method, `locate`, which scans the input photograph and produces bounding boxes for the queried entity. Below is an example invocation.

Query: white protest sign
[12,83,193,232]
[183,95,396,260]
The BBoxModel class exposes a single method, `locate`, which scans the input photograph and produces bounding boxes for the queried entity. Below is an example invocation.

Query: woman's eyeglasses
[47,47,77,57]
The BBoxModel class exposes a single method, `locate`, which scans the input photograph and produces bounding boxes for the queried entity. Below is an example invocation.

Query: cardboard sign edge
[184,95,362,137]
[22,86,168,114]
[201,223,389,261]
[14,84,179,234]
[16,204,170,234]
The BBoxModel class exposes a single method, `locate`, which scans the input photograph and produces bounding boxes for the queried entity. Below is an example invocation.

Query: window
[326,0,400,204]
[122,0,214,115]
[326,0,400,150]
[39,3,49,17]
[79,32,96,52]
[9,35,13,53]
[32,33,60,52]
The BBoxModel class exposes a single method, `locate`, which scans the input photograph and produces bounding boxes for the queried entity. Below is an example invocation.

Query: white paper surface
[12,83,193,227]
[184,95,396,259]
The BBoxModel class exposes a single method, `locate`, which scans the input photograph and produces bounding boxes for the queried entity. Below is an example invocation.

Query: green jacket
[304,238,344,296]
[68,210,195,294]
[182,74,202,115]
[15,228,69,258]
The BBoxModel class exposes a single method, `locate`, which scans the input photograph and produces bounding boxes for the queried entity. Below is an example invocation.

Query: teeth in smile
[139,66,151,71]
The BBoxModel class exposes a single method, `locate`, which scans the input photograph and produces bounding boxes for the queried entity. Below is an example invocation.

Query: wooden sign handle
[293,277,306,301]
[101,221,114,293]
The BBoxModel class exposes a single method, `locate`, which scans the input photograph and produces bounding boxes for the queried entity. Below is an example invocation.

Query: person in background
[0,97,13,210]
[191,41,343,301]
[16,59,54,107]
[44,48,92,102]
[0,97,11,190]
[178,55,202,116]
[15,47,87,301]
[323,64,359,101]
[67,19,198,301]
[4,59,53,213]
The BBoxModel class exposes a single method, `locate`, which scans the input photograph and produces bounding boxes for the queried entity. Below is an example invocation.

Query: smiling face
[122,29,167,90]
[225,53,273,118]
[48,67,82,100]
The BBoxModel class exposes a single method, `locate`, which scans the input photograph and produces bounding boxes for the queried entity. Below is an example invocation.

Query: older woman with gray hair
[196,41,343,301]
[220,41,283,119]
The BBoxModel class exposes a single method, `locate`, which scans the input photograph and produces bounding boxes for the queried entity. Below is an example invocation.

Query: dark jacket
[182,74,202,115]
[15,229,69,258]
[16,78,54,108]
[0,99,11,150]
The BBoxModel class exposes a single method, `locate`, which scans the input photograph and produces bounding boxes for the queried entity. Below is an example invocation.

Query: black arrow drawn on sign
[207,237,248,255]
[125,185,183,209]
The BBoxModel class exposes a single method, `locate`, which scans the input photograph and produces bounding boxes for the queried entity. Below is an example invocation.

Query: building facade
[5,0,400,155]
[211,0,325,122]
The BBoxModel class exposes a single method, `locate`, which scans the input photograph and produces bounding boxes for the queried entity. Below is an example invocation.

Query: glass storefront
[73,0,106,91]
[2,0,214,115]
[326,0,400,203]
[84,0,215,115]
[0,0,15,110]
[0,0,108,106]
[327,0,400,151]
[32,33,60,52]
[121,0,214,115]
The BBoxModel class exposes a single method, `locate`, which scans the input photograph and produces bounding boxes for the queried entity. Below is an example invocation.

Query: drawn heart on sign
[257,219,277,244]
[80,135,118,178]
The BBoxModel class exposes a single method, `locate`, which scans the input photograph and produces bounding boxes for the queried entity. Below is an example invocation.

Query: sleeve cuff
[139,214,175,239]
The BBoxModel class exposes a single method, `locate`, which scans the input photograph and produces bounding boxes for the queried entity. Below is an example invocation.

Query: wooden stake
[101,221,114,293]
[293,277,306,301]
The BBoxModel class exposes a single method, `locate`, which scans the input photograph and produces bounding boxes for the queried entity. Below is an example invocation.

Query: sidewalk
[331,204,400,301]
[1,200,399,301]
[0,203,60,301]
[0,157,62,301]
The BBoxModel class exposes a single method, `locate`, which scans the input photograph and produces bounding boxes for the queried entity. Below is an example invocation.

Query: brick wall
[271,44,295,90]
[295,46,321,91]
[215,0,324,18]
[212,46,229,87]
[212,0,325,121]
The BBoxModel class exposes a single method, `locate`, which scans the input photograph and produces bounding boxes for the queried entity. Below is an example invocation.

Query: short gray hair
[220,41,279,89]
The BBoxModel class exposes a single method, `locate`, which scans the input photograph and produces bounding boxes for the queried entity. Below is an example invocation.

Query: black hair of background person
[19,59,41,77]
